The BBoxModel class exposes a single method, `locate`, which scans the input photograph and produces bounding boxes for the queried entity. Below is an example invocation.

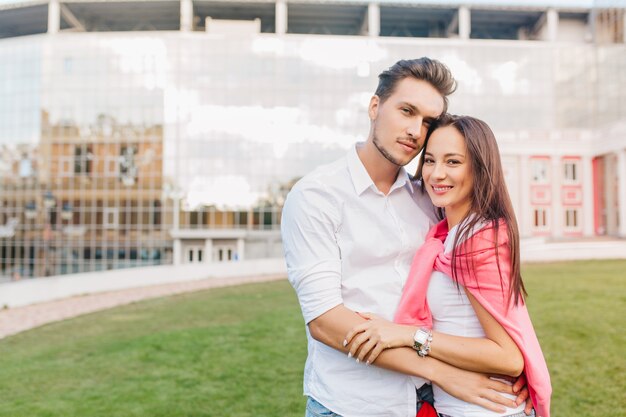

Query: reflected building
[0,0,625,279]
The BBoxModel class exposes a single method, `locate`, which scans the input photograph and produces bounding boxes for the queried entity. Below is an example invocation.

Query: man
[281,58,528,417]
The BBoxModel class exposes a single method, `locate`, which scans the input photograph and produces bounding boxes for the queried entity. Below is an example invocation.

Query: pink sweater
[394,219,551,417]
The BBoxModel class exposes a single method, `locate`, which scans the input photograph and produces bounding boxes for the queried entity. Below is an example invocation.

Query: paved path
[0,274,286,340]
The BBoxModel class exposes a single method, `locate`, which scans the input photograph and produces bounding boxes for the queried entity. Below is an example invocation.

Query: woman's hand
[343,312,416,364]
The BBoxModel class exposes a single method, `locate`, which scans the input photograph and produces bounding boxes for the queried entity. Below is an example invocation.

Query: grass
[0,259,624,416]
[522,260,625,417]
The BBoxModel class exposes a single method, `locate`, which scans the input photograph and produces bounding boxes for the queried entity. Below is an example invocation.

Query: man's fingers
[515,387,529,405]
[512,373,527,392]
[524,398,533,415]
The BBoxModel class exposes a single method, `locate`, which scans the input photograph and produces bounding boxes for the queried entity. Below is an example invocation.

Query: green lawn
[0,260,624,416]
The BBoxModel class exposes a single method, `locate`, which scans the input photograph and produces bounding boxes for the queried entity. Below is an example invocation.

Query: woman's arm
[315,306,519,413]
[345,297,524,377]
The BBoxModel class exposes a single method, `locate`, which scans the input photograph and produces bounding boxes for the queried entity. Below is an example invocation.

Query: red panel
[562,185,582,205]
[592,157,605,235]
[530,185,551,205]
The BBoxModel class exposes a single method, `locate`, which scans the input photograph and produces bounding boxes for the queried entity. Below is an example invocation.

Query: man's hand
[484,373,533,415]
[512,374,533,415]
[431,362,519,413]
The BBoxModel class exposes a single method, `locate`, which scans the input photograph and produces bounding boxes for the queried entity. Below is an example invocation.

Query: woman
[344,115,551,417]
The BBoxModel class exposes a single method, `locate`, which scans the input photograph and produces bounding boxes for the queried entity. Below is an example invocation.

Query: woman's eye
[424,158,434,164]
[447,159,461,165]
[401,108,411,114]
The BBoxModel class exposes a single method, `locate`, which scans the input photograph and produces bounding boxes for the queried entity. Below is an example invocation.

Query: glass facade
[1,31,625,279]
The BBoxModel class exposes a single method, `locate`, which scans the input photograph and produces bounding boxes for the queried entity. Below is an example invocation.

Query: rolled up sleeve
[281,184,343,324]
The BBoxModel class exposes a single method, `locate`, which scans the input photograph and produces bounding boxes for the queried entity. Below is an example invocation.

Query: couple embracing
[281,58,551,417]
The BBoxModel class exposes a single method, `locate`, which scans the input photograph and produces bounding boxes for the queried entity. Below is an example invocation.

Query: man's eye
[402,108,411,114]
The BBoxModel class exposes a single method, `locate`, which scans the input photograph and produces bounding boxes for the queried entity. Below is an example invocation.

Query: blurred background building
[0,0,624,279]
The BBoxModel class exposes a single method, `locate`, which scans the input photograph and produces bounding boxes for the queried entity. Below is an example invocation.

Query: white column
[180,0,193,32]
[48,0,60,34]
[581,155,595,236]
[458,6,470,40]
[173,239,182,265]
[518,155,530,237]
[275,0,287,35]
[551,156,562,238]
[618,150,626,237]
[605,155,618,234]
[367,3,380,37]
[204,239,213,263]
[236,238,245,261]
[545,8,558,42]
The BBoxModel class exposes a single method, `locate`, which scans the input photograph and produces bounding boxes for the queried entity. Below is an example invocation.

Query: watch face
[414,330,428,345]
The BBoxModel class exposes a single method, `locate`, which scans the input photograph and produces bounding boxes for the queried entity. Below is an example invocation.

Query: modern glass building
[0,0,625,279]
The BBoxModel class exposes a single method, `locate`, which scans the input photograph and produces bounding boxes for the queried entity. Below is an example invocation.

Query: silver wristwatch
[413,327,433,357]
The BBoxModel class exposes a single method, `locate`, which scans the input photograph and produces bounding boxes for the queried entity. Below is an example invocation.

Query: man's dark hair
[375,58,457,113]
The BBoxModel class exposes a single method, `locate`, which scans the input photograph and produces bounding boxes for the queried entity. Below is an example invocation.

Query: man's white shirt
[281,144,437,417]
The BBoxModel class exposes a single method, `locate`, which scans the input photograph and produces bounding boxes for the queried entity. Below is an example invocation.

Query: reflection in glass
[0,32,624,278]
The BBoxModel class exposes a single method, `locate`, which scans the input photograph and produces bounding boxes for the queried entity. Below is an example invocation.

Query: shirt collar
[391,166,412,194]
[347,143,412,196]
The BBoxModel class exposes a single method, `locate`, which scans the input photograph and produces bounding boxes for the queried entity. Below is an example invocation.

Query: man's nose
[407,116,424,139]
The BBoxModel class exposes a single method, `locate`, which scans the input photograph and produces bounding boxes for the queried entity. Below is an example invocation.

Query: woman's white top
[427,222,525,417]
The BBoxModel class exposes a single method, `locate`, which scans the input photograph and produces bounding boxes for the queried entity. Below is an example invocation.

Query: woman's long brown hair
[416,114,527,306]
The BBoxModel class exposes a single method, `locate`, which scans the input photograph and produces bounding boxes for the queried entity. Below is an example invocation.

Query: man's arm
[310,305,518,413]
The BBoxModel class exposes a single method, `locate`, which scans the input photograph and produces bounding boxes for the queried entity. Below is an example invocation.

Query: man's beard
[372,133,406,167]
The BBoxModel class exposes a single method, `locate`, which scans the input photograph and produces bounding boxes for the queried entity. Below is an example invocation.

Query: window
[565,208,579,228]
[103,208,119,229]
[531,159,549,183]
[18,155,33,178]
[152,200,161,226]
[533,208,548,228]
[563,160,579,183]
[119,145,138,186]
[74,145,93,175]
